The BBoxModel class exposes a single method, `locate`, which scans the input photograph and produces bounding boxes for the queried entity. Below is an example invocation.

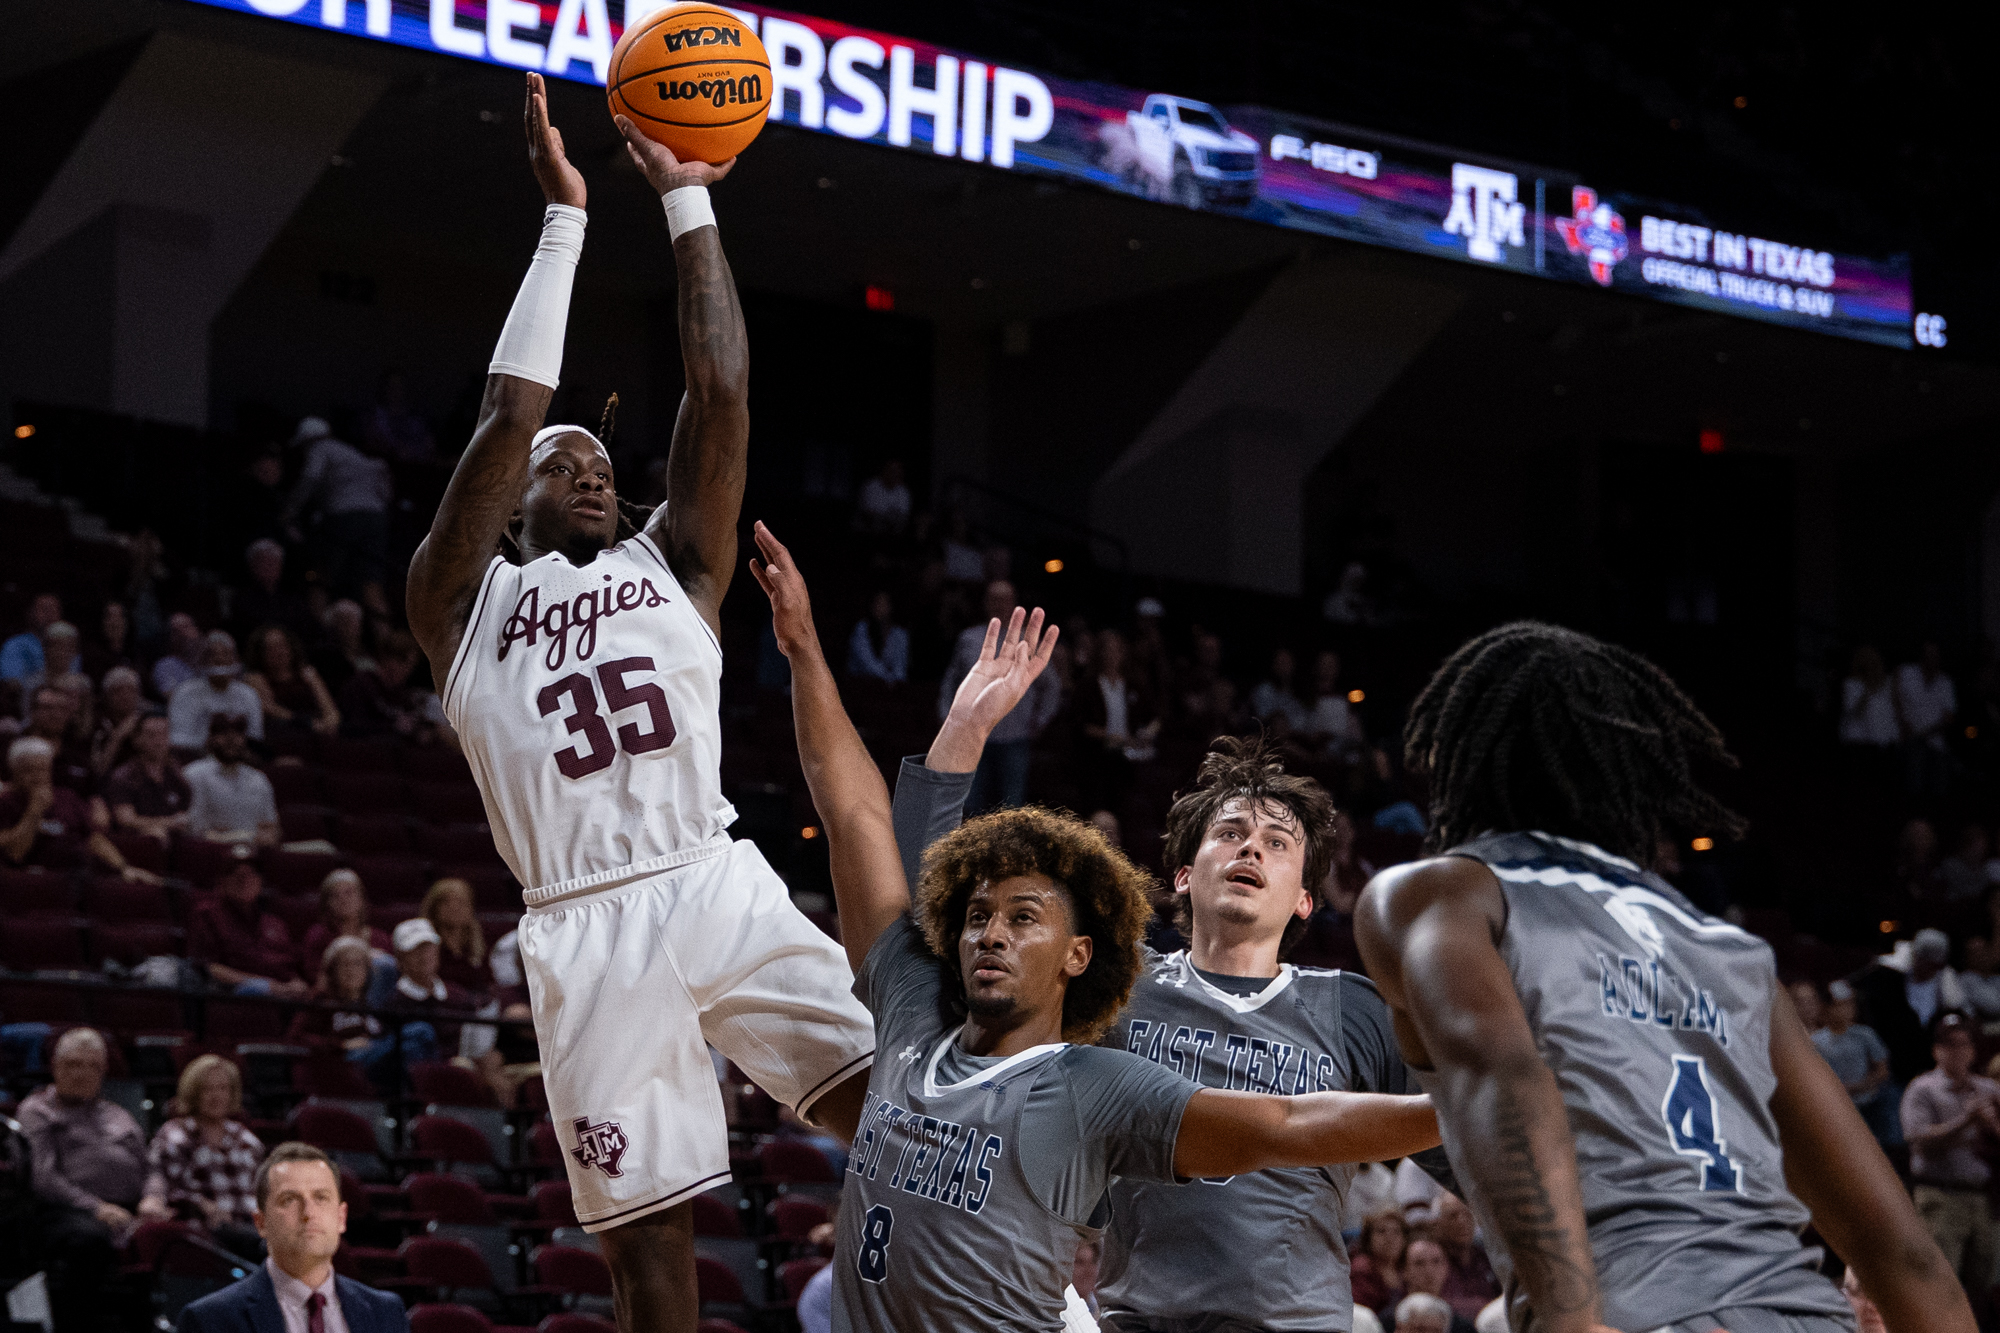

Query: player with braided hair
[1358,621,1971,1333]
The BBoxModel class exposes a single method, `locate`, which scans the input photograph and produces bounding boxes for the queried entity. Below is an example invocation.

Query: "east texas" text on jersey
[849,1091,1005,1215]
[1122,1020,1342,1094]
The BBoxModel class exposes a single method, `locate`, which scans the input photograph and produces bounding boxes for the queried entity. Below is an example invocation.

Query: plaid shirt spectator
[144,1117,264,1227]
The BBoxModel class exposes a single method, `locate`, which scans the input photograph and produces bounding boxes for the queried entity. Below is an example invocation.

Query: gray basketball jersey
[1096,952,1360,1333]
[1443,832,1849,1332]
[834,917,1195,1332]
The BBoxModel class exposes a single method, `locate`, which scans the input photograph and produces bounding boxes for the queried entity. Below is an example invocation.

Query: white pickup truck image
[1122,94,1262,207]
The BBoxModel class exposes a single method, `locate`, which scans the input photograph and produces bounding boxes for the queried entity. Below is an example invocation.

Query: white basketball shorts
[518,835,874,1232]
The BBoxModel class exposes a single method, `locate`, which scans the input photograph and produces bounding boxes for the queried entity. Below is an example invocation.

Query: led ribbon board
[183,0,1915,346]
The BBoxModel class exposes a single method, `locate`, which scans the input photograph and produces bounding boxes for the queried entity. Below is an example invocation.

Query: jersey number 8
[855,1203,895,1284]
[537,657,677,779]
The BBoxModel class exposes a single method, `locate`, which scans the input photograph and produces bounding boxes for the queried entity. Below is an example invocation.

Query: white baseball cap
[392,918,441,952]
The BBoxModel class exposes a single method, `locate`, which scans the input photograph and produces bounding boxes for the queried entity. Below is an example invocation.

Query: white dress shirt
[266,1257,350,1333]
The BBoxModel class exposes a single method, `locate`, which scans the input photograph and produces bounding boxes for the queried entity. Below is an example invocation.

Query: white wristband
[488,204,587,390]
[662,185,715,241]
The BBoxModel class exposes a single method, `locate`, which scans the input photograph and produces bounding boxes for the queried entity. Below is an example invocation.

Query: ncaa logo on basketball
[571,1116,630,1178]
[661,24,742,53]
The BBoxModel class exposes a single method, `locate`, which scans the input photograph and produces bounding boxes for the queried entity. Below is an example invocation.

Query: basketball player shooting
[406,73,875,1330]
[1356,623,1974,1333]
[750,522,1444,1331]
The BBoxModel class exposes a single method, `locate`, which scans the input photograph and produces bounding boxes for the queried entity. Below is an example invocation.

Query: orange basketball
[607,4,772,164]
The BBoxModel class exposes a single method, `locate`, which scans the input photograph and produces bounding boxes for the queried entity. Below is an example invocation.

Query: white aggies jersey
[441,532,737,898]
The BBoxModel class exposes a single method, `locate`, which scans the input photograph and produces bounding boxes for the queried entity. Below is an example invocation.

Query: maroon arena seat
[203,999,285,1043]
[86,876,176,923]
[90,920,182,968]
[409,1114,498,1170]
[275,805,335,845]
[757,1139,837,1185]
[779,1255,829,1304]
[327,771,411,814]
[90,986,187,1031]
[294,1052,378,1099]
[539,1315,617,1333]
[412,1061,499,1108]
[340,814,416,855]
[405,1303,535,1333]
[3,869,78,914]
[0,982,89,1024]
[171,838,244,887]
[694,1256,744,1305]
[406,1172,497,1225]
[691,1193,740,1238]
[110,834,169,874]
[529,1244,612,1299]
[768,1196,828,1241]
[527,1120,563,1169]
[268,765,326,805]
[2,917,85,970]
[531,1180,577,1229]
[293,1103,382,1154]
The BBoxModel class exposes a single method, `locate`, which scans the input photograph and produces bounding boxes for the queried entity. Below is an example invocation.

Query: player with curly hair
[750,522,1442,1333]
[1358,621,1973,1333]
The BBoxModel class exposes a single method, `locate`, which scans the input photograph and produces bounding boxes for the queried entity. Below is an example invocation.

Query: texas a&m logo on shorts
[571,1116,630,1177]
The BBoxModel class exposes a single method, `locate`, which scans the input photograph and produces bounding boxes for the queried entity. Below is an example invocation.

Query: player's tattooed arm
[1355,857,1610,1333]
[615,116,745,639]
[1767,985,1976,1333]
[750,522,907,972]
[408,72,576,673]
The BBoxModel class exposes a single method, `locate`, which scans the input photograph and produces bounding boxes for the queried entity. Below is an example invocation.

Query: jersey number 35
[538,657,677,779]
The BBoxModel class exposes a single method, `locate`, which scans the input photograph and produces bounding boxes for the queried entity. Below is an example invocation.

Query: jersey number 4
[1661,1054,1743,1192]
[537,657,676,779]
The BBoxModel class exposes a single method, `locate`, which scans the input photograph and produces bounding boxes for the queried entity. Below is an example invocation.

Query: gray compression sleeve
[891,757,974,893]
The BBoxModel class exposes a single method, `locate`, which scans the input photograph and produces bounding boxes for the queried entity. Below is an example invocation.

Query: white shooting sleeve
[487,203,587,389]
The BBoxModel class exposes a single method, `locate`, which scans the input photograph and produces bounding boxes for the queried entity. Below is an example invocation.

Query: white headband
[530,424,605,454]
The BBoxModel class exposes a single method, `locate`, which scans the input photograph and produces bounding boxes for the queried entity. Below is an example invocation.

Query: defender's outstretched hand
[525,73,586,210]
[748,522,818,660]
[615,114,736,195]
[930,608,1058,772]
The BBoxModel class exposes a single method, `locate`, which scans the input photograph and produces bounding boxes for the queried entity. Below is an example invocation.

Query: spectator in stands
[23,683,94,794]
[289,936,406,1089]
[0,593,62,682]
[138,1054,266,1259]
[15,621,82,713]
[938,582,1062,813]
[176,1141,410,1333]
[1931,824,1990,903]
[80,600,137,684]
[1431,1192,1499,1320]
[1176,630,1226,717]
[230,540,316,645]
[422,877,489,995]
[1248,648,1309,732]
[386,917,490,1071]
[296,869,392,982]
[1813,978,1899,1144]
[1959,937,2000,1024]
[1894,817,1941,903]
[1839,644,1900,759]
[1389,1292,1459,1333]
[853,458,911,535]
[940,511,984,582]
[103,713,190,845]
[1863,928,1965,1084]
[1349,1205,1408,1316]
[1897,640,1957,800]
[0,736,155,879]
[1129,598,1169,710]
[1901,1013,2000,1318]
[183,715,280,848]
[338,630,435,743]
[191,851,310,998]
[1391,1240,1475,1332]
[284,415,393,602]
[361,369,435,463]
[19,1028,150,1333]
[222,449,291,564]
[168,630,265,755]
[847,591,910,684]
[150,612,206,701]
[1079,628,1159,812]
[245,624,339,738]
[312,599,372,697]
[1305,650,1366,754]
[90,665,145,778]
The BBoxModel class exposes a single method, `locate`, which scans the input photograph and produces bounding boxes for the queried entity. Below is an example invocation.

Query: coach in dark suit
[177,1141,408,1333]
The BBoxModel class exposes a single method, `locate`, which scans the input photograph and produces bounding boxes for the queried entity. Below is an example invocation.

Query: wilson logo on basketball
[656,75,764,110]
[498,577,669,671]
[571,1117,630,1178]
[661,24,741,53]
